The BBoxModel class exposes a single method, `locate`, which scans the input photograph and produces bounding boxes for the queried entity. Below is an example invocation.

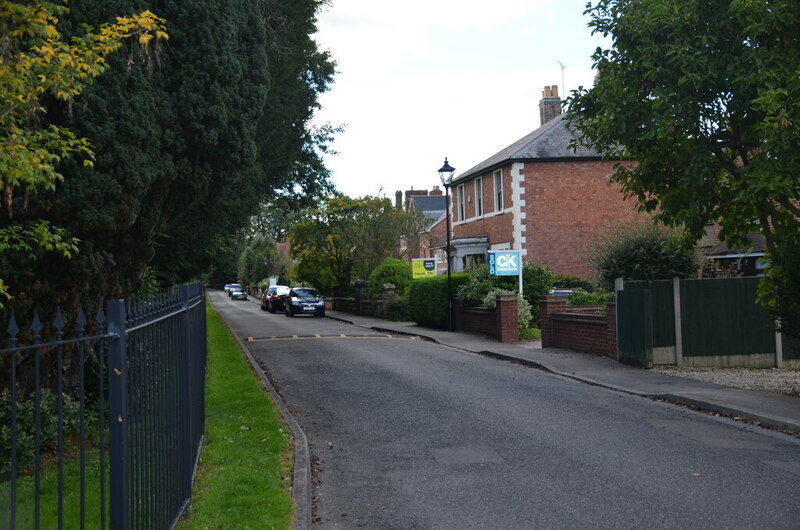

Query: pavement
[325,310,800,435]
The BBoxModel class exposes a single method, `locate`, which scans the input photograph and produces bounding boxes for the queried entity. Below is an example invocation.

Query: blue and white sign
[488,251,521,276]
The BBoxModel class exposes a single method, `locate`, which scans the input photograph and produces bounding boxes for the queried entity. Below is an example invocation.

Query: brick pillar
[382,284,396,319]
[496,295,519,343]
[540,296,567,348]
[606,296,618,359]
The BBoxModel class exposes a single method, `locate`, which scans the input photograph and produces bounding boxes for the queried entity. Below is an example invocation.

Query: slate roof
[454,114,604,184]
[408,195,447,225]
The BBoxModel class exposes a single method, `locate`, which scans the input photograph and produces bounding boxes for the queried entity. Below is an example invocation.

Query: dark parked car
[261,285,290,312]
[231,289,248,301]
[284,287,325,317]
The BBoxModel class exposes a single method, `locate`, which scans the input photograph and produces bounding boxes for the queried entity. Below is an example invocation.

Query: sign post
[488,250,523,297]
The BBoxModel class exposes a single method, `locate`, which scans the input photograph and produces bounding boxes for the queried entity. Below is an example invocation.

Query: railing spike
[54,306,65,332]
[76,305,87,330]
[7,311,19,338]
[31,309,43,336]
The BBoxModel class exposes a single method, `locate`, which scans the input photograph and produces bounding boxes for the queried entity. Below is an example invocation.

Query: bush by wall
[409,274,470,329]
[553,273,594,292]
[456,262,553,323]
[368,258,411,300]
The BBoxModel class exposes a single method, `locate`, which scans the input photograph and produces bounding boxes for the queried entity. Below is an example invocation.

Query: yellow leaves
[139,33,153,46]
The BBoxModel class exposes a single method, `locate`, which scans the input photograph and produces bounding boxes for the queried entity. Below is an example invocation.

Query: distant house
[699,224,767,277]
[395,188,448,269]
[444,85,644,278]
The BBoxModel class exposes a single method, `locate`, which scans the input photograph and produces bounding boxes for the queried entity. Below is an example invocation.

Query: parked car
[231,289,248,301]
[224,283,233,292]
[227,283,242,297]
[284,287,325,317]
[261,285,290,313]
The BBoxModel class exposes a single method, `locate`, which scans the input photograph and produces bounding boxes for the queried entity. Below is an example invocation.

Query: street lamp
[438,158,456,331]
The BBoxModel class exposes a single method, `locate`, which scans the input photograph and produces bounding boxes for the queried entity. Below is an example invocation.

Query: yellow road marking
[247,335,417,343]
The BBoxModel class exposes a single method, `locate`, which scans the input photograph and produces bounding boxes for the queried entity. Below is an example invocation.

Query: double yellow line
[247,334,417,343]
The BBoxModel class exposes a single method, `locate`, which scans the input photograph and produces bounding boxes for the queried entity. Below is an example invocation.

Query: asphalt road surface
[210,291,800,529]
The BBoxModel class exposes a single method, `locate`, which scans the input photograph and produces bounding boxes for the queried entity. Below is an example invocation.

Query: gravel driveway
[651,366,800,397]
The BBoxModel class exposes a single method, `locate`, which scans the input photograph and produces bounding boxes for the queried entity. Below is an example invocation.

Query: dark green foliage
[590,222,699,291]
[2,0,335,312]
[1,389,83,474]
[553,274,594,293]
[408,274,470,329]
[386,298,411,322]
[567,0,800,352]
[238,236,280,288]
[368,258,411,300]
[567,290,613,306]
[456,262,554,323]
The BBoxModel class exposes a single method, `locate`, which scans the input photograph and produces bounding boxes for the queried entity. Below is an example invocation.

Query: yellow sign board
[412,258,437,279]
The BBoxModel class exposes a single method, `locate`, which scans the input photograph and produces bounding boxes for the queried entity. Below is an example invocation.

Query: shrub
[590,221,699,290]
[552,273,594,292]
[481,288,533,329]
[386,298,411,321]
[567,290,613,306]
[456,262,553,324]
[368,258,412,300]
[0,388,83,474]
[408,274,471,329]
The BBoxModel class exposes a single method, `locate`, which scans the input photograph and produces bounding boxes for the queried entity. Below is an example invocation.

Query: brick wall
[454,295,519,343]
[540,296,618,358]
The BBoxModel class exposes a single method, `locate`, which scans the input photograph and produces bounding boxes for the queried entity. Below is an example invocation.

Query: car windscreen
[275,287,290,295]
[292,288,320,298]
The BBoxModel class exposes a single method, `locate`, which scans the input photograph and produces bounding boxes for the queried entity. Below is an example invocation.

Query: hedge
[408,274,471,329]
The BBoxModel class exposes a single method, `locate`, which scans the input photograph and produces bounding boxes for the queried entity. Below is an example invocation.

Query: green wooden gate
[616,288,654,368]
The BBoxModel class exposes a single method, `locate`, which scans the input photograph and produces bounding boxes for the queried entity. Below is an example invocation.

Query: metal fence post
[107,299,129,530]
[179,284,193,503]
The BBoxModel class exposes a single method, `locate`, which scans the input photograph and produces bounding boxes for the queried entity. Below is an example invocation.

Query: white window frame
[475,177,483,217]
[493,170,503,212]
[457,184,466,221]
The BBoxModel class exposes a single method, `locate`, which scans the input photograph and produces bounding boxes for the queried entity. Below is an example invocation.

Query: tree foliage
[1,0,335,311]
[589,221,699,290]
[567,0,800,336]
[0,1,166,305]
[368,258,411,300]
[288,195,412,295]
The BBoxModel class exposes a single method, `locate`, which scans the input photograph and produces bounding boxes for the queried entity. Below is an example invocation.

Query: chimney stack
[539,84,562,126]
[395,190,402,208]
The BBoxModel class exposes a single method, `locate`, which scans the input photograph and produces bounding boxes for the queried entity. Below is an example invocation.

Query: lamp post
[438,158,455,331]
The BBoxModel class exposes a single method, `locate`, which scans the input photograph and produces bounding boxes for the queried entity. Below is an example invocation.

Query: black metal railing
[1,283,206,529]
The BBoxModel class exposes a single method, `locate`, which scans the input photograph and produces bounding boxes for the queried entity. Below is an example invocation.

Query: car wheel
[285,307,293,317]
[268,303,275,313]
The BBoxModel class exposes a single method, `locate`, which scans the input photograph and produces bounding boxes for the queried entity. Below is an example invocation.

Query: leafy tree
[2,0,336,312]
[237,235,280,287]
[368,258,411,300]
[288,195,411,295]
[567,0,800,335]
[589,221,699,290]
[0,1,166,306]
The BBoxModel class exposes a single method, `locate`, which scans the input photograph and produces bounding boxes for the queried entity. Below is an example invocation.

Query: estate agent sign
[412,258,437,279]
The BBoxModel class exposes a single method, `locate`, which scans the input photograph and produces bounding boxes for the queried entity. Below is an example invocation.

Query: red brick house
[446,85,643,278]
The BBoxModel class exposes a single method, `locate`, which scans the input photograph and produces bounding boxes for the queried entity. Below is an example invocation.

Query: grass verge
[177,300,294,529]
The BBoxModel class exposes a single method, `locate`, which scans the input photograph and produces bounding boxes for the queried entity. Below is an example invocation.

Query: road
[210,291,800,529]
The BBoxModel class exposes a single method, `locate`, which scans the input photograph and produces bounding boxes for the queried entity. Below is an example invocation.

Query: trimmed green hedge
[408,274,471,329]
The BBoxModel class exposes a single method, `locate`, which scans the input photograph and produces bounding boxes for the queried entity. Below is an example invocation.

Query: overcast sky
[311,0,608,199]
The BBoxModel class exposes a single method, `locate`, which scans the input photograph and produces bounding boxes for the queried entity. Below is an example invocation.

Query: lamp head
[438,158,455,187]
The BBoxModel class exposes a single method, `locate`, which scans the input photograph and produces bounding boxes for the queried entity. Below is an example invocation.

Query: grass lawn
[177,300,294,529]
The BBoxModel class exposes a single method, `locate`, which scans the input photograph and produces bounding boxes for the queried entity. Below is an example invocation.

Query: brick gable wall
[522,160,642,278]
